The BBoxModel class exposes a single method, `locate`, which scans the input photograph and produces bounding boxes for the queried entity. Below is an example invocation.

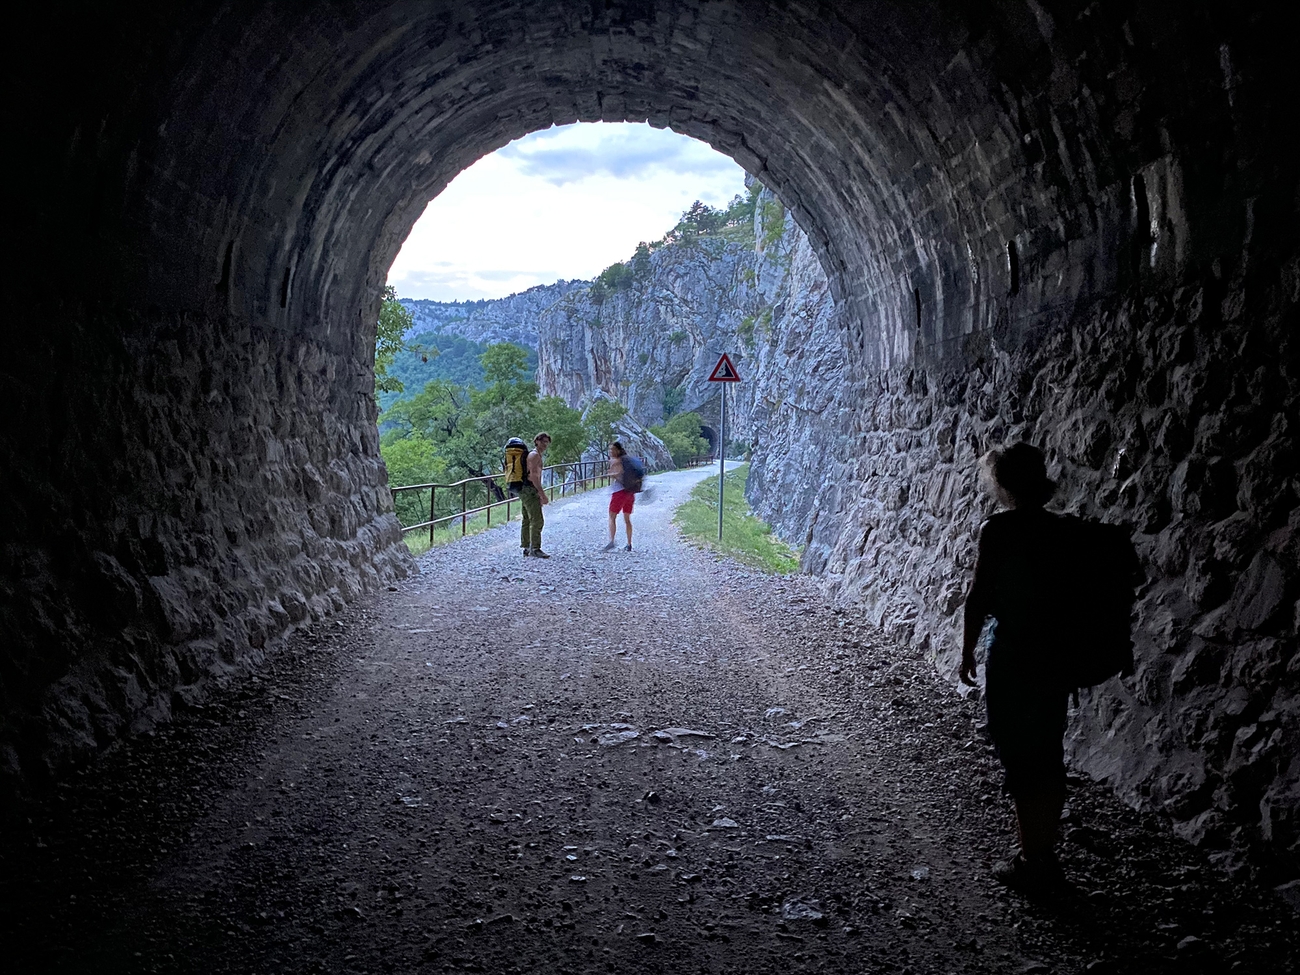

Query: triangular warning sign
[708,353,742,382]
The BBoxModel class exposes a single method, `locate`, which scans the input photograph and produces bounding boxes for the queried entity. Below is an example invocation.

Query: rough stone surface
[758,272,1300,878]
[536,234,756,431]
[3,0,1297,887]
[401,281,584,348]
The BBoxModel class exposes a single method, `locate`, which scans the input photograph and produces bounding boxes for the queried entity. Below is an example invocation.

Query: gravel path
[2,467,1295,974]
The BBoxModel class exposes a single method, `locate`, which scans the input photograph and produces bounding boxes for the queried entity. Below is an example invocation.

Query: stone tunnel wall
[2,0,1297,882]
[0,302,411,784]
[744,242,1299,877]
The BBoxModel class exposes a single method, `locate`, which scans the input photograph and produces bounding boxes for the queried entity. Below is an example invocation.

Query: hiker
[520,432,551,558]
[603,441,635,552]
[960,442,1070,891]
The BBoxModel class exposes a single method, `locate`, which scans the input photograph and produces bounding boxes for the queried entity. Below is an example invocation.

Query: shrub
[738,315,756,345]
[650,411,710,467]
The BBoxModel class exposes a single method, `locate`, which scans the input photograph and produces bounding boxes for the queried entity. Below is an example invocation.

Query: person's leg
[1015,784,1067,861]
[531,496,545,552]
[623,511,633,547]
[520,495,531,553]
[608,511,617,543]
[521,488,543,553]
[990,687,1069,889]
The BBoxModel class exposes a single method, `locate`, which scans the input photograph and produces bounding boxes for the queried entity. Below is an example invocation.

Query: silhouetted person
[521,432,551,558]
[960,442,1069,891]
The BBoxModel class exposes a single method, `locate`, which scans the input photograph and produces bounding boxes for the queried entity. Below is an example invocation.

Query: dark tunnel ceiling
[20,1,1292,380]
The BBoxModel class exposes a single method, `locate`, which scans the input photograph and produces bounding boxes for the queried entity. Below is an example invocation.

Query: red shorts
[609,489,635,515]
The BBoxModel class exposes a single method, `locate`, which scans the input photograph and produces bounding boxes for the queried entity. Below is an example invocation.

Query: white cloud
[386,123,748,301]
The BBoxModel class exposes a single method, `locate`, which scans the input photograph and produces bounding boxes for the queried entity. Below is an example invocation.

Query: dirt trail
[2,468,1295,974]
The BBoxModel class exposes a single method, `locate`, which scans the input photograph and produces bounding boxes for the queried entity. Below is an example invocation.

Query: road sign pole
[706,352,741,544]
[718,382,726,542]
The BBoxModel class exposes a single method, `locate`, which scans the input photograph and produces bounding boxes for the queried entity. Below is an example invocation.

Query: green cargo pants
[519,485,544,551]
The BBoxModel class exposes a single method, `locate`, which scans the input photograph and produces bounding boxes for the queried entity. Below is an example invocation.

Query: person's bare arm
[960,527,994,686]
[528,451,548,504]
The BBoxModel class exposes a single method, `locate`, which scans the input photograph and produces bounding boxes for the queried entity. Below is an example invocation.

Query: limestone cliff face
[400,281,582,348]
[531,190,851,545]
[535,238,761,434]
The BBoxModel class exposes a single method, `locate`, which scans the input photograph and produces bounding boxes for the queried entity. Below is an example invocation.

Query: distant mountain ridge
[399,280,586,349]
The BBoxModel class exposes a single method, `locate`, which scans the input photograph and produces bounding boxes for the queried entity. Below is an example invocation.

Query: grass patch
[401,508,516,556]
[674,464,801,574]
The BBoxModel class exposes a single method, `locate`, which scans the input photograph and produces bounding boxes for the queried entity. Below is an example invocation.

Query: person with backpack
[516,432,551,558]
[602,441,641,552]
[959,442,1139,893]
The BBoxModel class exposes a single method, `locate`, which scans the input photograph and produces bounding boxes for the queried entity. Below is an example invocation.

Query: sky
[386,123,749,302]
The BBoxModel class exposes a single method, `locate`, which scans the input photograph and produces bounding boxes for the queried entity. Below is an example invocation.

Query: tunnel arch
[698,425,719,457]
[5,0,1297,855]
[34,1,1283,377]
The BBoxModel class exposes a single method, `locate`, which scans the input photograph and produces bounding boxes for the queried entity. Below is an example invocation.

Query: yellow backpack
[503,438,530,493]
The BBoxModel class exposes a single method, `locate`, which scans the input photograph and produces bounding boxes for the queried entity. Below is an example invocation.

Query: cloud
[498,124,739,186]
[474,269,561,282]
[387,122,749,301]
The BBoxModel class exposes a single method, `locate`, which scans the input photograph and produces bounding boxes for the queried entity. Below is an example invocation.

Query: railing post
[430,486,435,546]
[486,480,491,527]
[461,482,467,535]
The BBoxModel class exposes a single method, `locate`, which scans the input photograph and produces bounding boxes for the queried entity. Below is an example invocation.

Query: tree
[583,398,628,455]
[380,342,583,491]
[376,285,418,396]
[533,396,586,464]
[650,411,710,467]
[479,342,533,390]
[380,434,446,526]
[661,384,686,421]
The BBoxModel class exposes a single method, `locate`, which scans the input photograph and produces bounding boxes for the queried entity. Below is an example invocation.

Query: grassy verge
[674,464,801,574]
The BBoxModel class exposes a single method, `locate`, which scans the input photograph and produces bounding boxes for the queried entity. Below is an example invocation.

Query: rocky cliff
[400,280,583,348]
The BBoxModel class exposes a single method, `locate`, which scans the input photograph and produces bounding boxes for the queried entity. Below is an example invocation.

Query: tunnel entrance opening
[698,425,719,457]
[375,121,759,512]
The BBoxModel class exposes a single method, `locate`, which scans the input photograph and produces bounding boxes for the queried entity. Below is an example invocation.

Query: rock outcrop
[401,281,582,348]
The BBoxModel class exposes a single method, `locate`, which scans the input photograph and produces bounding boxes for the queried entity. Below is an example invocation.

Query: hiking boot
[601,541,616,552]
[623,544,632,552]
[991,853,1065,893]
[530,549,551,559]
[522,547,531,557]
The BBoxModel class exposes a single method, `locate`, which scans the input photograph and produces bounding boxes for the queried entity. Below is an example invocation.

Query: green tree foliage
[583,398,628,456]
[381,436,447,526]
[650,411,710,467]
[760,197,787,249]
[378,332,520,411]
[376,285,418,396]
[588,260,637,303]
[630,242,652,279]
[380,342,585,526]
[661,384,685,421]
[657,189,758,248]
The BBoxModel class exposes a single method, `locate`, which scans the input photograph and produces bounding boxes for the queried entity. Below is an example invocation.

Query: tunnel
[699,425,719,458]
[3,0,1297,897]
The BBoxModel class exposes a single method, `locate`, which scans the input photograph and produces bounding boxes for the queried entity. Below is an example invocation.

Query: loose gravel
[2,468,1295,974]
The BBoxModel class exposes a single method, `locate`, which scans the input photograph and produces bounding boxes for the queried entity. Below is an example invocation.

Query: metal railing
[390,454,716,546]
[391,460,614,545]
